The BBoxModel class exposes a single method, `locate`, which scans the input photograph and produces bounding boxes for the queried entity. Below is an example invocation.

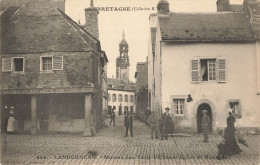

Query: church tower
[116,31,130,81]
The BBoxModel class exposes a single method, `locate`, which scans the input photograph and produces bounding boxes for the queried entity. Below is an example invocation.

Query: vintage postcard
[1,0,260,164]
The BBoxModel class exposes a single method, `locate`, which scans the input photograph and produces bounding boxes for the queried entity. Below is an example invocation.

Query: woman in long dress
[7,106,15,133]
[217,111,242,158]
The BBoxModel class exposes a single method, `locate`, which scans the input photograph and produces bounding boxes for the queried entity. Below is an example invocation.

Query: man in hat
[202,110,210,142]
[110,108,116,126]
[124,112,133,137]
[160,107,172,140]
[148,111,159,139]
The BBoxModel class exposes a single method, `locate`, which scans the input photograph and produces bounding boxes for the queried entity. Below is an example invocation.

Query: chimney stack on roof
[84,0,99,39]
[157,0,170,15]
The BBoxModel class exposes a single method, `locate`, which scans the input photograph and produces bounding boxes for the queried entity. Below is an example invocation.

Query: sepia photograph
[0,0,260,164]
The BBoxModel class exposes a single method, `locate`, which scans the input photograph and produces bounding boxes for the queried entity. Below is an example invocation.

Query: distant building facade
[107,78,135,116]
[148,0,260,133]
[0,0,108,135]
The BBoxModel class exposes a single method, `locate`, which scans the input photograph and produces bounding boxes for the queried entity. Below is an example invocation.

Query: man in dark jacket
[161,107,172,140]
[202,110,210,142]
[124,112,133,137]
[110,108,116,126]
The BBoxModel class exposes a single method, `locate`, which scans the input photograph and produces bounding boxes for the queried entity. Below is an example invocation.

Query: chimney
[157,0,170,15]
[84,0,99,39]
[217,0,230,12]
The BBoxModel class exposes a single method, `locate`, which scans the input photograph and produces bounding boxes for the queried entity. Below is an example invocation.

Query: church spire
[90,0,94,7]
[122,30,125,40]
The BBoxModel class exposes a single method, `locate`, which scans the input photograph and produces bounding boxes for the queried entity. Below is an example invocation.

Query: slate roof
[1,0,99,54]
[107,78,135,92]
[159,12,256,42]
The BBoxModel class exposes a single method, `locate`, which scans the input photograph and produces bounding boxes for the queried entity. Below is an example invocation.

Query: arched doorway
[197,103,212,133]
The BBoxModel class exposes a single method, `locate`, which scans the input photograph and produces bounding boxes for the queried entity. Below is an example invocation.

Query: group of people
[110,106,244,158]
[109,108,134,137]
[3,106,16,133]
[147,107,174,140]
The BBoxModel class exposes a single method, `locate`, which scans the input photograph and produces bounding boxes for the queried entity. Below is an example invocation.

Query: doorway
[197,103,212,133]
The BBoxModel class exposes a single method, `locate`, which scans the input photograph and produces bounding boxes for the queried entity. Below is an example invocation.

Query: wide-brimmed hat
[165,107,170,111]
[11,106,15,109]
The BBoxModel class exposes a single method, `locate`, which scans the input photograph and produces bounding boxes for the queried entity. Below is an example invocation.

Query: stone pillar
[83,94,92,136]
[31,95,37,135]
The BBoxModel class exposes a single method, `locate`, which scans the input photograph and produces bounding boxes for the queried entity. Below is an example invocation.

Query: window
[124,95,128,102]
[2,57,24,72]
[173,99,185,115]
[112,94,117,102]
[118,94,123,102]
[191,58,226,83]
[130,95,134,102]
[228,100,242,118]
[41,56,63,71]
[13,58,24,72]
[42,57,52,71]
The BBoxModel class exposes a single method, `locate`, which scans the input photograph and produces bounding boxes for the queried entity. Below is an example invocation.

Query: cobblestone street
[1,116,260,165]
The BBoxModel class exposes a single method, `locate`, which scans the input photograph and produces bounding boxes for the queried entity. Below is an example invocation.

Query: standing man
[110,108,116,126]
[202,110,210,143]
[148,111,159,139]
[161,107,172,140]
[124,112,133,137]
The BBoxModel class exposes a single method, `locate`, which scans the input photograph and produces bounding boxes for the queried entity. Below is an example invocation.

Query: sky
[65,0,244,81]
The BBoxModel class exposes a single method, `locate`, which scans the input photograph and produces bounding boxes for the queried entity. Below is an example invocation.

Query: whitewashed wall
[160,42,260,132]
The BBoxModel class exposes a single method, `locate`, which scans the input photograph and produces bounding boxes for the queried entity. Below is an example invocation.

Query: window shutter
[191,59,200,82]
[2,58,12,72]
[52,56,63,70]
[217,58,226,82]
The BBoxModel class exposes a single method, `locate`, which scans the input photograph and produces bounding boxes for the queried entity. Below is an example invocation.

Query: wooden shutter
[217,58,226,82]
[191,59,200,83]
[52,56,63,70]
[2,58,12,72]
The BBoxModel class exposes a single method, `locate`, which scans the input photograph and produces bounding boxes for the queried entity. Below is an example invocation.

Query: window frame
[40,55,63,72]
[191,57,225,83]
[171,95,186,117]
[112,94,117,102]
[227,99,242,118]
[12,57,25,73]
[118,94,123,102]
[124,94,128,102]
[130,95,134,103]
[40,56,53,71]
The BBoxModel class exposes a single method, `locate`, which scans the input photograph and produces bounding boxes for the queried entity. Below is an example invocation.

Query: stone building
[148,0,260,133]
[107,78,135,116]
[0,0,108,136]
[135,59,148,121]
